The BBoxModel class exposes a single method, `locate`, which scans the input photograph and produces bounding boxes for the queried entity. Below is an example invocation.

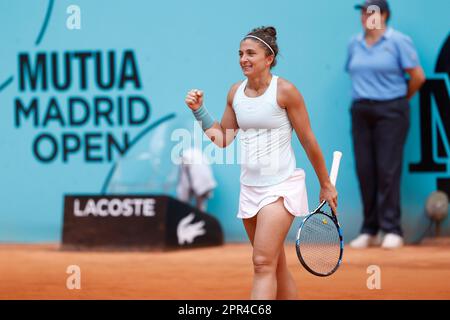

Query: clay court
[1,243,449,300]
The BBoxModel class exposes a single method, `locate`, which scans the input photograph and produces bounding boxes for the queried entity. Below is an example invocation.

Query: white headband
[244,35,275,56]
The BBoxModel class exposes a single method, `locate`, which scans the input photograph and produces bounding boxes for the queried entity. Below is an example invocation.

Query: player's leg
[275,245,298,299]
[243,212,297,300]
[250,198,295,299]
[243,214,257,244]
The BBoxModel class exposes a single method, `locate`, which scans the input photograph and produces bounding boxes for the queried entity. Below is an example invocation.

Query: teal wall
[0,0,449,243]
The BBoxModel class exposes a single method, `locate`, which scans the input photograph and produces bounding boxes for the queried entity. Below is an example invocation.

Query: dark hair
[245,26,279,68]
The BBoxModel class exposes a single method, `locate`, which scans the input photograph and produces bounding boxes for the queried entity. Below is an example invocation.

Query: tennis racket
[295,151,343,277]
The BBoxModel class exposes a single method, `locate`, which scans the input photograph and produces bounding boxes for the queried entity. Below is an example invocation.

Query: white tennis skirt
[237,168,309,219]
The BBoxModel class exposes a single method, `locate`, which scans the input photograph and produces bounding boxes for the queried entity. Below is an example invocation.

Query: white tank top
[232,75,296,186]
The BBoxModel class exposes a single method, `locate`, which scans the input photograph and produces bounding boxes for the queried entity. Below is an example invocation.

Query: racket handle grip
[329,151,342,187]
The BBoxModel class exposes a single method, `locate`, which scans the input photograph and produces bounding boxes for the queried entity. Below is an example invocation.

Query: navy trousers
[351,97,410,236]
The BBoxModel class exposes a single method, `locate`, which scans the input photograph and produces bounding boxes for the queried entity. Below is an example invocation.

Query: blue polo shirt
[346,28,420,101]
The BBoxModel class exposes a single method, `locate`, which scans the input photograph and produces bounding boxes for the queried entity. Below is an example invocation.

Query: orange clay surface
[1,243,449,299]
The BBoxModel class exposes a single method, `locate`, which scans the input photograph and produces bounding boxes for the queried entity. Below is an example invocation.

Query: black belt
[354,96,406,105]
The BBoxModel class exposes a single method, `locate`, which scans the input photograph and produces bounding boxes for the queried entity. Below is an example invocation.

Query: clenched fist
[185,89,204,111]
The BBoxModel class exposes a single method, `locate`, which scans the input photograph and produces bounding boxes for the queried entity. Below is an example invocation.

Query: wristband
[192,105,215,131]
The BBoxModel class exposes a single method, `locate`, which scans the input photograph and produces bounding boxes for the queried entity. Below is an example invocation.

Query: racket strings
[298,213,341,275]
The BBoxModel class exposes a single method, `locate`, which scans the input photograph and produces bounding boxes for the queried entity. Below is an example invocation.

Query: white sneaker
[381,233,404,249]
[349,234,381,248]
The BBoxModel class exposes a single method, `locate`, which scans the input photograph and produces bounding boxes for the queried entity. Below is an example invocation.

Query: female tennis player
[185,26,338,300]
